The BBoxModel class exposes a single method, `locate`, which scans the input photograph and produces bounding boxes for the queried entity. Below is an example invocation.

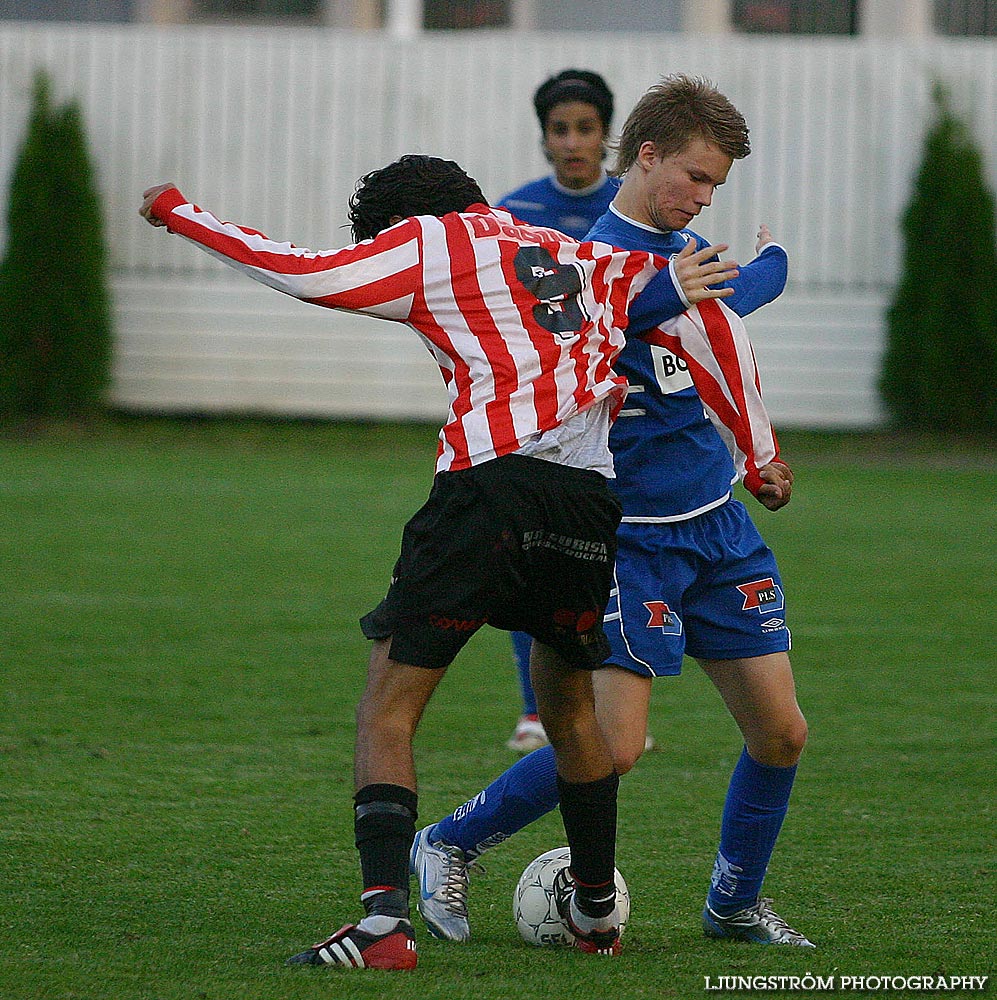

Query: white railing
[2,25,996,425]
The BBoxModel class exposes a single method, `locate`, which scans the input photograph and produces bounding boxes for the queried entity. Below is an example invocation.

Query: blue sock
[707,747,798,915]
[511,631,537,716]
[433,745,559,857]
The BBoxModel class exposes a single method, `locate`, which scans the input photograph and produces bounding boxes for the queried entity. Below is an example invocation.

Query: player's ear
[636,140,660,171]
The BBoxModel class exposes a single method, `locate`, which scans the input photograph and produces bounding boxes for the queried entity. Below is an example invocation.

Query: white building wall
[2,25,996,427]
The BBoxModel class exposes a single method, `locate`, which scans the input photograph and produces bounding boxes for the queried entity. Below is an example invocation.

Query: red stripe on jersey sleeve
[567,249,608,412]
[696,299,778,492]
[163,198,421,312]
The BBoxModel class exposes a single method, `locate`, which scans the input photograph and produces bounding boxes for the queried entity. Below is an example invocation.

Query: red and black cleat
[286,921,417,970]
[552,867,622,957]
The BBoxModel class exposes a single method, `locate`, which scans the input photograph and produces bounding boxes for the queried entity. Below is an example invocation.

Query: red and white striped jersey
[150,188,663,473]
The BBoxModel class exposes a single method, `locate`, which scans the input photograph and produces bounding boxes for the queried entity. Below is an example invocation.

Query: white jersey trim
[621,491,730,524]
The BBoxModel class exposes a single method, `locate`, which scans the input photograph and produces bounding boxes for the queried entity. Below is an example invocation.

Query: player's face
[543,101,607,190]
[637,137,733,232]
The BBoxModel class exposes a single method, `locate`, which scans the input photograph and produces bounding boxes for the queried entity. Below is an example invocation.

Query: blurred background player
[498,68,626,754]
[499,68,618,242]
[412,75,813,949]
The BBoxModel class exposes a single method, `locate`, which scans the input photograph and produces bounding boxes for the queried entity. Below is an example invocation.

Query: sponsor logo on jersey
[760,617,787,633]
[643,600,684,635]
[467,214,571,245]
[736,578,785,614]
[649,345,695,394]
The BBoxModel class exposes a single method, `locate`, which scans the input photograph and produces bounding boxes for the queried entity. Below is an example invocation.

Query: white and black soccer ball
[512,846,630,946]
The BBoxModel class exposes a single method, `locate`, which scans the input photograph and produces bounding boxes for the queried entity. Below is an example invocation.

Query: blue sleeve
[626,265,687,331]
[722,243,788,317]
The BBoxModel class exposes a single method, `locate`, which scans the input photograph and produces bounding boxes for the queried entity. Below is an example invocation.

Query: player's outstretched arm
[138,183,420,319]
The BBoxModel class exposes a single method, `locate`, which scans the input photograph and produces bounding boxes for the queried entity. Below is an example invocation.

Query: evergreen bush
[881,83,997,433]
[0,71,112,424]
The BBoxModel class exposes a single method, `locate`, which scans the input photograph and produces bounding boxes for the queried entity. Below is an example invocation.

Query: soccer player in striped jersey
[412,77,814,949]
[139,154,741,968]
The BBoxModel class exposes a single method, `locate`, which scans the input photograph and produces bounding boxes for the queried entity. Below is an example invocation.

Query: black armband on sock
[353,784,418,908]
[354,783,418,819]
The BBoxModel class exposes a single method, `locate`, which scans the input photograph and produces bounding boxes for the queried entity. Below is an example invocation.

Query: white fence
[2,25,997,426]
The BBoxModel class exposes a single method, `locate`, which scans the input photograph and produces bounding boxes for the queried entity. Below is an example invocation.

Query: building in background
[1,2,994,428]
[1,0,996,36]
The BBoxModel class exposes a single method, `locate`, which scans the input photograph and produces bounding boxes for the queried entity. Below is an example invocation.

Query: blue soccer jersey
[586,205,791,674]
[498,173,620,241]
[587,206,788,521]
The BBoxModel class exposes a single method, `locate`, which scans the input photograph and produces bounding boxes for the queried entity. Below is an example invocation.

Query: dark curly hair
[348,154,487,242]
[533,68,614,132]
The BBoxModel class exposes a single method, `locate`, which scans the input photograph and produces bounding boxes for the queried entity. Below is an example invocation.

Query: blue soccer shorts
[603,499,791,677]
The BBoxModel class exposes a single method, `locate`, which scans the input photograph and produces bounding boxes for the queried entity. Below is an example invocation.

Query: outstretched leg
[288,639,446,969]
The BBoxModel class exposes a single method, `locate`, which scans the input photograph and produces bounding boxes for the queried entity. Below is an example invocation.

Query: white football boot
[409,825,472,943]
[703,898,815,946]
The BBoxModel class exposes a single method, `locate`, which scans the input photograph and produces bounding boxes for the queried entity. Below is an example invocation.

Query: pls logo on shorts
[736,577,785,614]
[643,600,683,636]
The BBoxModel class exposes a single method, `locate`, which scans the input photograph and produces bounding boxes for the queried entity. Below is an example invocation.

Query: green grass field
[1,420,994,1000]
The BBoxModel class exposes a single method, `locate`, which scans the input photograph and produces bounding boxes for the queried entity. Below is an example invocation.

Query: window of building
[194,0,322,22]
[935,0,997,35]
[424,0,509,29]
[731,0,859,34]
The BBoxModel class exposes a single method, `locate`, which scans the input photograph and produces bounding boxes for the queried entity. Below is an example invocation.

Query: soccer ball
[513,847,630,946]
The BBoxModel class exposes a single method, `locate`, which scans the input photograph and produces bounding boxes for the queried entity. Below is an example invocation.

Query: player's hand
[756,223,776,253]
[755,460,794,511]
[670,239,738,305]
[140,183,177,227]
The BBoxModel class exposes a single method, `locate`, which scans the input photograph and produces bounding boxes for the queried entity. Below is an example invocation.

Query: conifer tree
[0,72,54,419]
[0,71,112,423]
[44,98,113,416]
[881,83,997,433]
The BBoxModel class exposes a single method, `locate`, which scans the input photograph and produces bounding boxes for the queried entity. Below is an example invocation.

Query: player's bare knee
[605,728,647,775]
[610,745,643,775]
[355,690,419,745]
[787,714,809,760]
[752,714,807,767]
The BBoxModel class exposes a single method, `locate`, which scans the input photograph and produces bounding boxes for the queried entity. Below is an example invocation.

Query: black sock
[557,771,619,918]
[354,783,418,919]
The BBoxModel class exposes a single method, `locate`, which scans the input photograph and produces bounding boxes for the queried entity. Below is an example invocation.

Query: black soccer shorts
[360,453,622,670]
